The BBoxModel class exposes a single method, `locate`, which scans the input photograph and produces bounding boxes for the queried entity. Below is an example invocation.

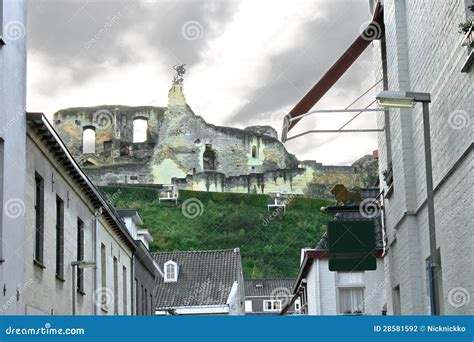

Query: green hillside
[101,186,332,278]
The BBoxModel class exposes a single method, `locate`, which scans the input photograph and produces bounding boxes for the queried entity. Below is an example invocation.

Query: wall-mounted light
[376,91,430,108]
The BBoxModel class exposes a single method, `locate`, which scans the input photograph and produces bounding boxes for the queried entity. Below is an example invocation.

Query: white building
[0,0,149,316]
[0,0,28,315]
[24,113,137,315]
[289,248,385,315]
[372,0,473,315]
[279,0,472,316]
[118,209,162,315]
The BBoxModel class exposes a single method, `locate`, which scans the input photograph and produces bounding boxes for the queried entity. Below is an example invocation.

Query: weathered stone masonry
[53,84,378,198]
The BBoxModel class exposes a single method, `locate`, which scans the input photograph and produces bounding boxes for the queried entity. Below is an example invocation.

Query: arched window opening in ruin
[133,118,148,143]
[252,145,257,158]
[203,144,216,170]
[82,127,96,154]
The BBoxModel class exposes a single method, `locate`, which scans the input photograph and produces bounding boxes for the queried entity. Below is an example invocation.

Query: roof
[134,240,162,278]
[26,112,136,251]
[245,279,294,297]
[117,209,144,225]
[152,248,243,308]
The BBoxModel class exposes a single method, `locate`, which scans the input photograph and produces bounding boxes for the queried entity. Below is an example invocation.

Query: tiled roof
[245,279,294,297]
[152,248,243,308]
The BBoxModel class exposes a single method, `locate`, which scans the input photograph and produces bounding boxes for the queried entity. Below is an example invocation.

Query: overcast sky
[27,0,379,165]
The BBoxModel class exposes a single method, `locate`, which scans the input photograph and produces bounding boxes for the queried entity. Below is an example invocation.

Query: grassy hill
[101,186,332,278]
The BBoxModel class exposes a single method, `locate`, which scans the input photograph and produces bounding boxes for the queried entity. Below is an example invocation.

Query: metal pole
[422,101,439,315]
[72,265,76,316]
[289,108,384,122]
[94,216,99,315]
[285,129,384,142]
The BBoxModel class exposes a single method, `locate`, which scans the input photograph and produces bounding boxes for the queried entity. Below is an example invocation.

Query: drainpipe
[315,259,321,315]
[131,251,136,316]
[94,216,99,315]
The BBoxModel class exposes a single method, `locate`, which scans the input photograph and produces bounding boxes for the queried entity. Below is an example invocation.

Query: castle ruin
[53,80,377,199]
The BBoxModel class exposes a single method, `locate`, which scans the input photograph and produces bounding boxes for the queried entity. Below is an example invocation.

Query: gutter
[156,304,230,315]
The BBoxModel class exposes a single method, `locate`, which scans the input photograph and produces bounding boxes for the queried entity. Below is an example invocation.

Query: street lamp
[376,91,430,108]
[71,260,96,315]
[376,90,440,315]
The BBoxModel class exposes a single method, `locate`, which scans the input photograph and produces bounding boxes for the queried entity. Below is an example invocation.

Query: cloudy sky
[27,0,379,165]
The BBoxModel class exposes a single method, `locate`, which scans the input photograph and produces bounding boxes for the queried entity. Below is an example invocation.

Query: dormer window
[164,260,178,282]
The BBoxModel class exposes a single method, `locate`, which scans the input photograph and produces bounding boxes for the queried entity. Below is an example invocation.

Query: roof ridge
[152,248,240,255]
[246,278,295,281]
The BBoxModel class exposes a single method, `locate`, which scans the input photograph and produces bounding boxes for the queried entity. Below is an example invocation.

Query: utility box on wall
[328,220,376,271]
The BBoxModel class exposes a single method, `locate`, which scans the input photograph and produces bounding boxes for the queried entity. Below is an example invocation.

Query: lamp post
[71,260,96,316]
[376,90,440,315]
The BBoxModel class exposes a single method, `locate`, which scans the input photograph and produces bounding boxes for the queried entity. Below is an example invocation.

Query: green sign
[328,220,376,271]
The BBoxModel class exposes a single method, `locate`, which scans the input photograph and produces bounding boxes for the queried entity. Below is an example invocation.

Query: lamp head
[376,91,415,108]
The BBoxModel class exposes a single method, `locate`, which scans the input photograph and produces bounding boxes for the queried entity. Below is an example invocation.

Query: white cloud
[27,0,378,165]
[186,0,324,125]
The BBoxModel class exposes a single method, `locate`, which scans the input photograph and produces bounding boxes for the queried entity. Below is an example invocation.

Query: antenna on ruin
[172,64,186,85]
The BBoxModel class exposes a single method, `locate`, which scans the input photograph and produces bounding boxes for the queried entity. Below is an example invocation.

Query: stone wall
[53,84,378,199]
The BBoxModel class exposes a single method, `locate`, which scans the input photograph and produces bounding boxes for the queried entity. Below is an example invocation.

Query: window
[392,285,401,315]
[141,284,144,315]
[263,300,281,312]
[34,173,44,265]
[123,266,127,315]
[337,272,365,314]
[164,260,178,282]
[245,300,253,312]
[338,288,364,314]
[132,118,148,143]
[144,288,148,315]
[101,243,107,303]
[77,218,84,293]
[103,140,112,155]
[113,256,118,315]
[55,196,64,279]
[135,278,139,315]
[295,299,301,311]
[203,144,216,170]
[0,1,4,45]
[82,126,96,153]
[150,293,153,315]
[251,145,257,158]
